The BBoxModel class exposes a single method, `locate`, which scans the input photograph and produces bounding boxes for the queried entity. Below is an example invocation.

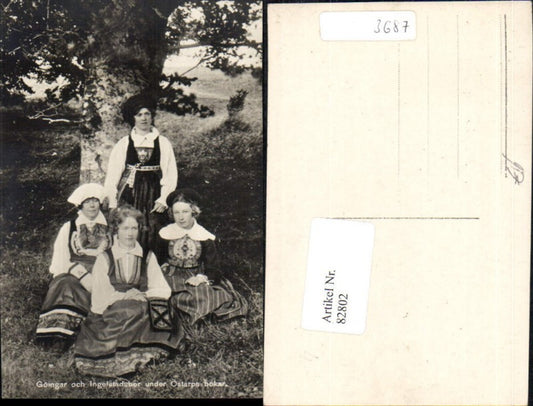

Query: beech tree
[1,0,262,182]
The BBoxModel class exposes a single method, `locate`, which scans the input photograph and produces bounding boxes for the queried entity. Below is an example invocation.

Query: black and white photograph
[1,0,263,399]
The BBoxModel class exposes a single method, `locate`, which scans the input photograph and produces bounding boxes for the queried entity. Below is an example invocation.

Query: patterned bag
[148,298,173,331]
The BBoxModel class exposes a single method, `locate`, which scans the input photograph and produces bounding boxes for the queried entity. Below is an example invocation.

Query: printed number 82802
[336,293,349,324]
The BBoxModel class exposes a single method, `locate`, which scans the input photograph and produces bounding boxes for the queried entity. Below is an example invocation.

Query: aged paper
[265,2,531,405]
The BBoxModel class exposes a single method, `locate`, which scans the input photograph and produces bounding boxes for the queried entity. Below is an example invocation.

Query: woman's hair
[121,93,157,127]
[168,201,202,220]
[166,189,202,219]
[109,204,145,234]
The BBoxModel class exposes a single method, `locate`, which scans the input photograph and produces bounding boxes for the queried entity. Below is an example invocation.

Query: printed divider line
[330,217,480,220]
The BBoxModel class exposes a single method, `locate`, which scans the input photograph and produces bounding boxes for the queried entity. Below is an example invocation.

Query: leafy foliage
[167,0,262,71]
[159,72,214,117]
[1,0,262,121]
[227,89,248,117]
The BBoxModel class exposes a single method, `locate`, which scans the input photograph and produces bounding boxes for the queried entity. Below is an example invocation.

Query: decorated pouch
[148,298,173,331]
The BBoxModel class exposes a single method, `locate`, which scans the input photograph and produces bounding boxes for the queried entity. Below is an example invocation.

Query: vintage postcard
[266,1,531,404]
[0,0,263,400]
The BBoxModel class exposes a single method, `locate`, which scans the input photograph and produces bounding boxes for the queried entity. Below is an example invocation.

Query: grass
[0,71,264,399]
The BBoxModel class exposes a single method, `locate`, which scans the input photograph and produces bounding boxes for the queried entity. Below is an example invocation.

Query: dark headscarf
[166,188,202,209]
[121,93,157,126]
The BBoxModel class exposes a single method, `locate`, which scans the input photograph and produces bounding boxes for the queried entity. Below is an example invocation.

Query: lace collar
[159,220,215,241]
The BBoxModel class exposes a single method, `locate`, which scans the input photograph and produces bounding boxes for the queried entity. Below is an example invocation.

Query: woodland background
[0,0,264,399]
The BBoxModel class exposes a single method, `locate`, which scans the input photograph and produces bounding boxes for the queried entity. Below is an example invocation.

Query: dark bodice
[68,220,111,269]
[155,236,221,284]
[125,136,161,166]
[103,248,148,293]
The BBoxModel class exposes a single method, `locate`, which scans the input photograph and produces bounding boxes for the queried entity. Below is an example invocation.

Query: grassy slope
[0,70,264,398]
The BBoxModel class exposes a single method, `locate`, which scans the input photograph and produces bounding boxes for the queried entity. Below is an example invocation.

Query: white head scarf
[67,183,106,206]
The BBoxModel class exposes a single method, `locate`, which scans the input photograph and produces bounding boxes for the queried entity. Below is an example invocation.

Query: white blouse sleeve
[49,222,75,277]
[90,253,127,314]
[104,137,128,208]
[145,251,171,299]
[155,136,178,208]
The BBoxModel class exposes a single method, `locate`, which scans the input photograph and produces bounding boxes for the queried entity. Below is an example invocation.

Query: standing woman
[104,93,178,251]
[36,183,111,345]
[155,189,248,327]
[74,205,182,377]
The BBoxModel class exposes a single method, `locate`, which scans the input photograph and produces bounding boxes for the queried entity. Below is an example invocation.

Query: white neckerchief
[110,241,143,282]
[131,126,160,148]
[159,220,216,241]
[75,211,107,229]
[111,240,143,260]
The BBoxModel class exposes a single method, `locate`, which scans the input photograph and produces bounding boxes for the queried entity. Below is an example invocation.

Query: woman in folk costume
[104,93,178,251]
[36,183,111,345]
[74,205,182,377]
[154,189,248,327]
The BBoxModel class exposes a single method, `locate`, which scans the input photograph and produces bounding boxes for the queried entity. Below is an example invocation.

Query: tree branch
[153,0,182,17]
[3,0,15,12]
[46,0,50,30]
[6,29,81,55]
[152,6,168,21]
[41,117,82,124]
[179,41,260,50]
[28,102,64,120]
[179,56,209,76]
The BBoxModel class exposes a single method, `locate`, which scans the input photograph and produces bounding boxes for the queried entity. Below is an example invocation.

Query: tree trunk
[79,3,174,184]
[79,66,139,184]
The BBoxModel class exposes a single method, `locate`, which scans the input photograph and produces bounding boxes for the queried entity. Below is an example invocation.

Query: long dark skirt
[36,274,90,341]
[165,270,248,325]
[74,299,183,377]
[118,169,167,251]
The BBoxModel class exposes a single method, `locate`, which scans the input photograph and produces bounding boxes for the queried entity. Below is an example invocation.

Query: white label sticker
[302,218,374,335]
[320,11,416,41]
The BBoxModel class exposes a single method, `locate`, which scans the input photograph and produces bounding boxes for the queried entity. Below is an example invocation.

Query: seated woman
[155,189,248,327]
[74,205,182,377]
[36,183,111,345]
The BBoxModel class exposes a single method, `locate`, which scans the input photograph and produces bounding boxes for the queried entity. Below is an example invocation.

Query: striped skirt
[165,270,248,325]
[36,274,90,341]
[74,299,183,377]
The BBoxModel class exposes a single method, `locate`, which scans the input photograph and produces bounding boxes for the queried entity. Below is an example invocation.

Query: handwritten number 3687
[374,19,410,34]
